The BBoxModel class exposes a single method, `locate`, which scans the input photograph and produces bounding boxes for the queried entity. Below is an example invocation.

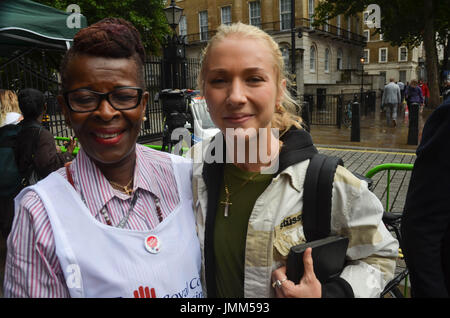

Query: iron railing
[0,49,202,142]
[184,18,366,45]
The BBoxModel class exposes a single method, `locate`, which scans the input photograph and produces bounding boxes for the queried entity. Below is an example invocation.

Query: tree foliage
[34,0,171,55]
[314,0,450,107]
[314,0,449,48]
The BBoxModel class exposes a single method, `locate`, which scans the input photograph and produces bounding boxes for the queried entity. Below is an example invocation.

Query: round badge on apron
[145,235,161,254]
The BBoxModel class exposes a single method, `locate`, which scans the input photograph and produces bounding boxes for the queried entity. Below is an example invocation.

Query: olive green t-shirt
[214,163,273,298]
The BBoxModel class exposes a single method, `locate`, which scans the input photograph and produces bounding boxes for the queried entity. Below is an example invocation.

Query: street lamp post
[163,0,185,89]
[360,56,365,114]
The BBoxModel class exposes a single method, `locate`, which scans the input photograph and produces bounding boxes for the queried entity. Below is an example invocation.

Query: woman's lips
[223,114,254,124]
[92,129,125,145]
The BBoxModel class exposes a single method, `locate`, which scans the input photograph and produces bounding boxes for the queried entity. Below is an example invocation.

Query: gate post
[351,97,360,142]
[302,101,311,132]
[337,94,342,129]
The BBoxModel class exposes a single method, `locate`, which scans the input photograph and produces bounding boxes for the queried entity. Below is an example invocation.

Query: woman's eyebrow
[208,67,267,74]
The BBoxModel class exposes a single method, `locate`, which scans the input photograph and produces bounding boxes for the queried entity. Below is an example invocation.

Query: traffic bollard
[351,101,360,142]
[407,103,419,145]
[301,101,311,132]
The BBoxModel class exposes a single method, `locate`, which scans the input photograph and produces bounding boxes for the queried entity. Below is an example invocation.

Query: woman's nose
[94,97,120,121]
[227,79,247,106]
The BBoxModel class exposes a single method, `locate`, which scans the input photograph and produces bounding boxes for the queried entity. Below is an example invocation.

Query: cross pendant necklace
[220,185,232,218]
[220,171,259,218]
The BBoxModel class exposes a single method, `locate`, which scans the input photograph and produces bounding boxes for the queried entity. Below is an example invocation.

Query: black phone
[286,236,349,284]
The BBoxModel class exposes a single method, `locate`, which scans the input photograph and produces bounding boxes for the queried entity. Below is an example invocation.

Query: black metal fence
[302,91,377,127]
[0,49,202,142]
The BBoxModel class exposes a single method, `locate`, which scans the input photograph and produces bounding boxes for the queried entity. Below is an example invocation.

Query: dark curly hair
[60,18,146,91]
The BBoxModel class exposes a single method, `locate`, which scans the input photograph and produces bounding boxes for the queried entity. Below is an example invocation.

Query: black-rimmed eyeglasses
[63,87,143,113]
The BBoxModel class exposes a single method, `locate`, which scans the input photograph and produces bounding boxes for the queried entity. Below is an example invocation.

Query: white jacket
[188,130,399,298]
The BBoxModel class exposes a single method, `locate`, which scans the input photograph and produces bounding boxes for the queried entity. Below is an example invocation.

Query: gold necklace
[109,178,134,195]
[220,171,259,218]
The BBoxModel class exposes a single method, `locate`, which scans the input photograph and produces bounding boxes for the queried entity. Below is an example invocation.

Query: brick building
[362,10,424,87]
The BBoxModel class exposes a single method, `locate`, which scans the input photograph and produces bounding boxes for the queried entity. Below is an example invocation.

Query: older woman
[189,22,398,298]
[4,18,202,298]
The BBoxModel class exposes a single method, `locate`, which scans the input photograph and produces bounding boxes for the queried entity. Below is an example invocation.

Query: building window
[199,11,208,41]
[363,30,370,42]
[325,48,330,72]
[363,11,369,26]
[399,47,408,62]
[337,49,343,70]
[310,45,316,72]
[179,15,187,36]
[336,15,341,35]
[324,14,329,32]
[280,45,290,71]
[280,0,291,30]
[308,0,314,28]
[249,1,261,28]
[363,49,370,64]
[221,6,232,25]
[347,52,352,69]
[379,33,383,41]
[379,47,388,63]
[399,70,406,83]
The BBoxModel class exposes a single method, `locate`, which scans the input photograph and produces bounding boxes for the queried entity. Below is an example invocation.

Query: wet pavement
[309,102,432,152]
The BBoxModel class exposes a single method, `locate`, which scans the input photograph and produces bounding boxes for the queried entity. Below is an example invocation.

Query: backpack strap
[303,153,343,242]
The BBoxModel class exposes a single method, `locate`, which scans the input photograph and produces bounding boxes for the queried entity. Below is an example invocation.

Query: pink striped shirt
[3,144,181,297]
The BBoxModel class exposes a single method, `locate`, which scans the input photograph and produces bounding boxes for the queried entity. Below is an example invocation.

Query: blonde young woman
[188,22,399,298]
[0,89,23,127]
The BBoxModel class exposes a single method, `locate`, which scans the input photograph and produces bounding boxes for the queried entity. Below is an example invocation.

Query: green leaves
[34,0,170,55]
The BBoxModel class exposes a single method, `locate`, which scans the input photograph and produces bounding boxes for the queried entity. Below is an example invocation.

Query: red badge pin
[145,235,161,254]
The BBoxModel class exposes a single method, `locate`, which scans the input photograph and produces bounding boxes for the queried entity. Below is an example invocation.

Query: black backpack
[0,123,41,198]
[303,153,372,241]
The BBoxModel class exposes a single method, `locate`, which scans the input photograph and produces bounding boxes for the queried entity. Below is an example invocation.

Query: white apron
[18,155,203,298]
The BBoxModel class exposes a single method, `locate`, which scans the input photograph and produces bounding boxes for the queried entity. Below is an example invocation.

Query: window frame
[363,30,370,42]
[221,6,232,26]
[379,47,388,63]
[249,1,261,28]
[324,48,330,73]
[310,45,316,73]
[279,0,291,31]
[199,10,209,41]
[398,46,408,62]
[363,49,370,64]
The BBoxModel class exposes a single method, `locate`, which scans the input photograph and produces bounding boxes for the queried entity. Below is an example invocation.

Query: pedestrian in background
[405,79,424,115]
[0,89,23,127]
[381,78,401,127]
[419,80,430,108]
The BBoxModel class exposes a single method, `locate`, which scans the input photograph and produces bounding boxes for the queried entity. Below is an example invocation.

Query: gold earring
[142,116,147,121]
[275,104,283,113]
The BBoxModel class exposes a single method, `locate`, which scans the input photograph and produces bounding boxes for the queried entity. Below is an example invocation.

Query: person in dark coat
[402,99,450,297]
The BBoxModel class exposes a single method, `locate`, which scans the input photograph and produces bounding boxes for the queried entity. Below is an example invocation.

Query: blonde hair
[410,79,418,87]
[197,22,303,133]
[0,89,21,125]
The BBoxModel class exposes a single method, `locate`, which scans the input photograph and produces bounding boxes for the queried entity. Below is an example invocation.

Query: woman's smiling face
[203,36,284,136]
[59,54,148,166]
